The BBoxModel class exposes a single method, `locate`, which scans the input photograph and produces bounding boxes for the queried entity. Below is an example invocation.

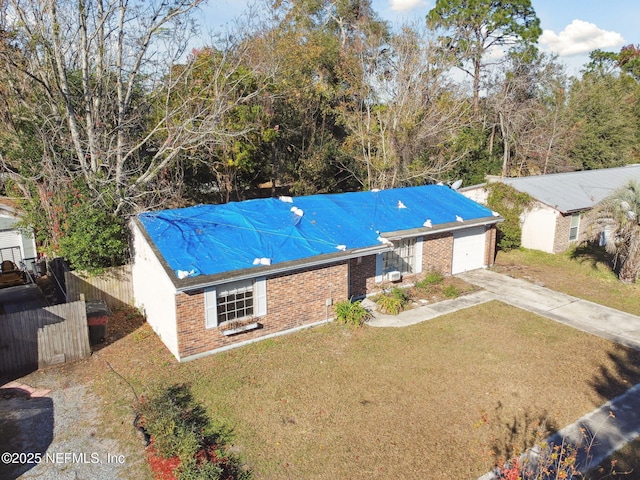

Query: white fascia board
[381,216,502,241]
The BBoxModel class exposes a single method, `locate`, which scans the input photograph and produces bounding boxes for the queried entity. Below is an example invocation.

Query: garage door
[451,226,486,274]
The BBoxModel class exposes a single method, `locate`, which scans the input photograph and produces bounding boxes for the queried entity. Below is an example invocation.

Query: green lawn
[92,296,640,479]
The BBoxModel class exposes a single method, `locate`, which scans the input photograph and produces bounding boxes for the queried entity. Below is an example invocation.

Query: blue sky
[198,0,638,75]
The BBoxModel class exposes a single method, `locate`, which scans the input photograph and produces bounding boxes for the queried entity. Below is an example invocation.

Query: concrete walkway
[366,269,640,477]
[459,268,640,351]
[365,289,495,327]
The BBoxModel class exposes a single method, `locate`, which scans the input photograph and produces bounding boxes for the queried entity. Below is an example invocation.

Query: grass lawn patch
[91,300,640,479]
[493,248,640,316]
[494,248,640,478]
[590,438,640,479]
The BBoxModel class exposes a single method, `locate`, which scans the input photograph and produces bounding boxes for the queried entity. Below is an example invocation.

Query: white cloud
[539,19,625,57]
[389,0,427,12]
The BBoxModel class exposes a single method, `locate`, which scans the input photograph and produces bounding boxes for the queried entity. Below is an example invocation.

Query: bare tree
[485,51,571,177]
[338,21,471,189]
[0,0,266,213]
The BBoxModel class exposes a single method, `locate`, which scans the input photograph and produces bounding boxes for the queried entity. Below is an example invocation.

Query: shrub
[334,299,370,326]
[375,287,410,315]
[138,384,251,480]
[415,270,444,289]
[442,285,460,298]
[482,411,618,480]
[486,182,533,251]
[138,385,205,461]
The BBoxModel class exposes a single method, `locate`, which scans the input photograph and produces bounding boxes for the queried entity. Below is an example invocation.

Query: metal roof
[498,165,640,213]
[137,184,499,285]
[0,215,19,231]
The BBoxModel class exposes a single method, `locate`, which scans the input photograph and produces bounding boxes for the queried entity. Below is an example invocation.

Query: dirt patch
[0,308,152,480]
[408,275,479,304]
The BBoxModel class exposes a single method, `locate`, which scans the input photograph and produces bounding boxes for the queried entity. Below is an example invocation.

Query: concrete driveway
[458,268,640,350]
[368,268,640,349]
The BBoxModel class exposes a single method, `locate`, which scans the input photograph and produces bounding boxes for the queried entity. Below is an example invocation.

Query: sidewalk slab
[362,268,640,479]
[366,290,495,327]
[480,383,640,479]
[460,269,640,479]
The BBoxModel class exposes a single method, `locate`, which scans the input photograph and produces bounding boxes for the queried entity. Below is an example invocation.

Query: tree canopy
[595,181,640,283]
[427,0,542,113]
[0,0,639,271]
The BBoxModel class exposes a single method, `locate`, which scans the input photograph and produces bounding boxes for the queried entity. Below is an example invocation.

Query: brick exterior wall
[347,232,458,298]
[175,261,348,359]
[422,232,454,274]
[553,212,593,253]
[174,225,495,358]
[553,213,571,253]
[484,225,497,266]
[348,256,376,298]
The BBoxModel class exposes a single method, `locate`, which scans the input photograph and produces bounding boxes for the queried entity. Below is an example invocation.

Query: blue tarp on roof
[138,185,494,279]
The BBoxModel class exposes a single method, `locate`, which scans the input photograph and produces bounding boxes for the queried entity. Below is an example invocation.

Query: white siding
[0,230,23,262]
[452,226,486,274]
[521,204,557,253]
[131,222,179,359]
[21,230,37,259]
[413,237,423,274]
[374,253,384,283]
[460,186,489,205]
[0,213,37,264]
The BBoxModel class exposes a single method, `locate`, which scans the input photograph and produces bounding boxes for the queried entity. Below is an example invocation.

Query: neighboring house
[461,165,640,254]
[0,198,37,269]
[131,185,501,361]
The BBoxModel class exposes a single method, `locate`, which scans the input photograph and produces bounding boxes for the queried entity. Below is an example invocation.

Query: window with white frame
[205,277,266,328]
[569,213,580,242]
[376,237,423,281]
[383,238,416,275]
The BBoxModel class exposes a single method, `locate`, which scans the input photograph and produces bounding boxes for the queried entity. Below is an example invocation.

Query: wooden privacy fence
[65,264,133,311]
[0,300,90,383]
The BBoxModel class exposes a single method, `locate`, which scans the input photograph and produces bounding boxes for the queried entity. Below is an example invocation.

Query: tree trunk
[619,232,640,283]
[499,111,509,177]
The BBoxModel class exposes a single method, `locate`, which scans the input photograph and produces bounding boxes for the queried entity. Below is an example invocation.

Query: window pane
[216,279,255,325]
[569,214,579,241]
[382,238,416,275]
